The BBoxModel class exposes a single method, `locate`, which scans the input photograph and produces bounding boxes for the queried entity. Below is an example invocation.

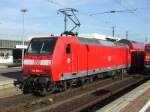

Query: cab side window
[66,44,71,54]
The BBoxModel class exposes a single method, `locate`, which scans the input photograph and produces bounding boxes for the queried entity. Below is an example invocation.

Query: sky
[0,0,150,43]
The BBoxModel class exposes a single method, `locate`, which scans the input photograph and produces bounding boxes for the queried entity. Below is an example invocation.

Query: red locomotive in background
[144,43,150,72]
[15,33,144,95]
[119,39,145,72]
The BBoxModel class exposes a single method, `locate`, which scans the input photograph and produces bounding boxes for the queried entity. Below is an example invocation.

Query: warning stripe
[24,59,52,65]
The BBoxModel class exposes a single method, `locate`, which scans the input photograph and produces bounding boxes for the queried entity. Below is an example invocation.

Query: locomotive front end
[22,37,57,95]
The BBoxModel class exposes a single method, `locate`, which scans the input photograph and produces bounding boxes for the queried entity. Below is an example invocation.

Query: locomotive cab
[21,35,78,95]
[22,37,58,94]
[23,37,57,75]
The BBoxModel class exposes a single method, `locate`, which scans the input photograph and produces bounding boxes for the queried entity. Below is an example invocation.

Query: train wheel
[22,77,33,94]
[39,88,47,96]
[22,83,31,94]
[70,78,83,87]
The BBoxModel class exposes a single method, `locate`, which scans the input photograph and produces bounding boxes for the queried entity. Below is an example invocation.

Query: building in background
[0,39,29,66]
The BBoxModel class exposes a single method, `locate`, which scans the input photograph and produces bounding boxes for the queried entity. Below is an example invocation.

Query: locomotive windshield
[145,46,150,52]
[27,38,57,54]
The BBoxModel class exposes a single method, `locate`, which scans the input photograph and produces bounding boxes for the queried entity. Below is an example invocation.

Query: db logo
[34,60,40,65]
[67,58,71,64]
[108,56,111,61]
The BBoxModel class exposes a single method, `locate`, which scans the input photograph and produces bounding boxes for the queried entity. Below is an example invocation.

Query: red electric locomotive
[14,8,147,96]
[20,34,131,95]
[144,43,150,72]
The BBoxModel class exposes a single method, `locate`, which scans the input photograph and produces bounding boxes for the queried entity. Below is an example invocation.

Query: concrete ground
[0,67,22,82]
[96,80,150,112]
[121,89,150,112]
[0,67,22,98]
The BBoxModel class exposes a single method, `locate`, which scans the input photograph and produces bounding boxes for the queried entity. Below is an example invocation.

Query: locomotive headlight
[23,59,34,65]
[146,56,150,59]
[40,60,52,65]
[145,65,150,68]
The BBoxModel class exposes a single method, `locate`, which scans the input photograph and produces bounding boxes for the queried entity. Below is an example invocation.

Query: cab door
[65,44,72,73]
[71,43,78,74]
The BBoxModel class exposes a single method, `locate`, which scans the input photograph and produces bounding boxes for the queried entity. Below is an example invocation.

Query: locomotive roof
[28,35,58,40]
[77,37,126,47]
[119,39,144,51]
[79,33,121,41]
[145,43,150,46]
[28,35,125,47]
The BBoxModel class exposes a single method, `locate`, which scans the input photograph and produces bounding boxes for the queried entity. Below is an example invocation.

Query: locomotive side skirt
[60,64,131,80]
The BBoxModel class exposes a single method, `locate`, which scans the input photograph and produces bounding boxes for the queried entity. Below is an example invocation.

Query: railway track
[0,75,148,112]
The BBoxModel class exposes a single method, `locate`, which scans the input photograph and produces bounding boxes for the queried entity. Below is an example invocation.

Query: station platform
[0,67,22,98]
[97,80,150,112]
[0,63,21,68]
[0,75,15,90]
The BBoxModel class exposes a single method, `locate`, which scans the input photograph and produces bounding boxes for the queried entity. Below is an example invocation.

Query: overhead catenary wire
[113,0,150,40]
[46,0,110,34]
[46,0,149,40]
[115,0,150,25]
[46,0,129,38]
[47,0,64,7]
[46,0,113,33]
[89,9,136,16]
